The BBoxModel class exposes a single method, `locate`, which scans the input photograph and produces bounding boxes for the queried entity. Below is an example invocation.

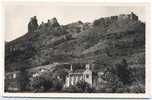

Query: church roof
[69,69,85,74]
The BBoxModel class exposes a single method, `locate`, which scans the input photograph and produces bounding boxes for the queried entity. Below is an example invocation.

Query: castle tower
[83,64,92,86]
[86,64,90,70]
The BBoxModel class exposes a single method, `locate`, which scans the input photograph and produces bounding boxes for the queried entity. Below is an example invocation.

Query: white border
[0,1,151,98]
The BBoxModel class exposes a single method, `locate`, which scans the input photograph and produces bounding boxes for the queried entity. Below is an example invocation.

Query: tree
[76,81,91,92]
[30,76,53,92]
[63,81,94,93]
[17,67,29,91]
[52,78,64,91]
[115,59,132,85]
[40,77,53,91]
[30,72,64,92]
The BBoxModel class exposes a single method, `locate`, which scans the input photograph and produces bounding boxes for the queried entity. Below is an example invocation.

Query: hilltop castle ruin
[27,12,139,33]
[93,12,138,26]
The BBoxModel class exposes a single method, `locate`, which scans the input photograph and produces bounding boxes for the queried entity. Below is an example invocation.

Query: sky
[3,2,146,41]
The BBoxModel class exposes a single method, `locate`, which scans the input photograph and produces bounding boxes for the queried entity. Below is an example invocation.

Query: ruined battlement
[28,12,139,33]
[118,12,138,21]
[93,12,138,26]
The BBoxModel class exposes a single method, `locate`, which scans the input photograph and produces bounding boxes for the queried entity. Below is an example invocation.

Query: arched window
[86,74,89,78]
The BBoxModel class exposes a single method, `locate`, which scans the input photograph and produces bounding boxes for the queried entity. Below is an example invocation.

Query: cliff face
[5,13,145,76]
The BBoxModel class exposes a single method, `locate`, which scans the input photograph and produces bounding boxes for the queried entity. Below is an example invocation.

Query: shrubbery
[115,59,132,85]
[17,67,30,91]
[63,81,95,93]
[29,73,64,92]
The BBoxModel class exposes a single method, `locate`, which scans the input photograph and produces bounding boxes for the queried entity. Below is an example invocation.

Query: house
[64,64,92,87]
[5,71,20,91]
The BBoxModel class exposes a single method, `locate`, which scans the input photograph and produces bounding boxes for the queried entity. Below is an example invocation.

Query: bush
[52,78,64,91]
[63,81,95,93]
[30,76,53,92]
[30,73,64,92]
[115,59,132,85]
[17,67,30,91]
[63,85,83,93]
[83,32,101,49]
[128,83,145,93]
[76,81,95,93]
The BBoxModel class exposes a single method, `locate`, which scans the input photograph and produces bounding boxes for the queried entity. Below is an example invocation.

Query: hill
[5,12,145,78]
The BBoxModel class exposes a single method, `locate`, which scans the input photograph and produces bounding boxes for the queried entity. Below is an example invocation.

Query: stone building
[5,71,20,91]
[64,64,92,87]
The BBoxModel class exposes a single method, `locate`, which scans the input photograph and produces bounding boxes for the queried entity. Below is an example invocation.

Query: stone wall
[93,12,138,26]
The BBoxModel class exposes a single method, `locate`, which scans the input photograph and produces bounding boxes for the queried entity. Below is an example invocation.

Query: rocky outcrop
[49,17,60,27]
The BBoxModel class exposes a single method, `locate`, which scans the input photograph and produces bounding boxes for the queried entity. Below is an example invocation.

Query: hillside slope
[5,13,145,76]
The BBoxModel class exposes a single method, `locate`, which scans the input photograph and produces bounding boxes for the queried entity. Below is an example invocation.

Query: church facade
[64,64,92,87]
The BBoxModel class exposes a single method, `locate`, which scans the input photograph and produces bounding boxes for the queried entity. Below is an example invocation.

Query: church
[64,64,92,87]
